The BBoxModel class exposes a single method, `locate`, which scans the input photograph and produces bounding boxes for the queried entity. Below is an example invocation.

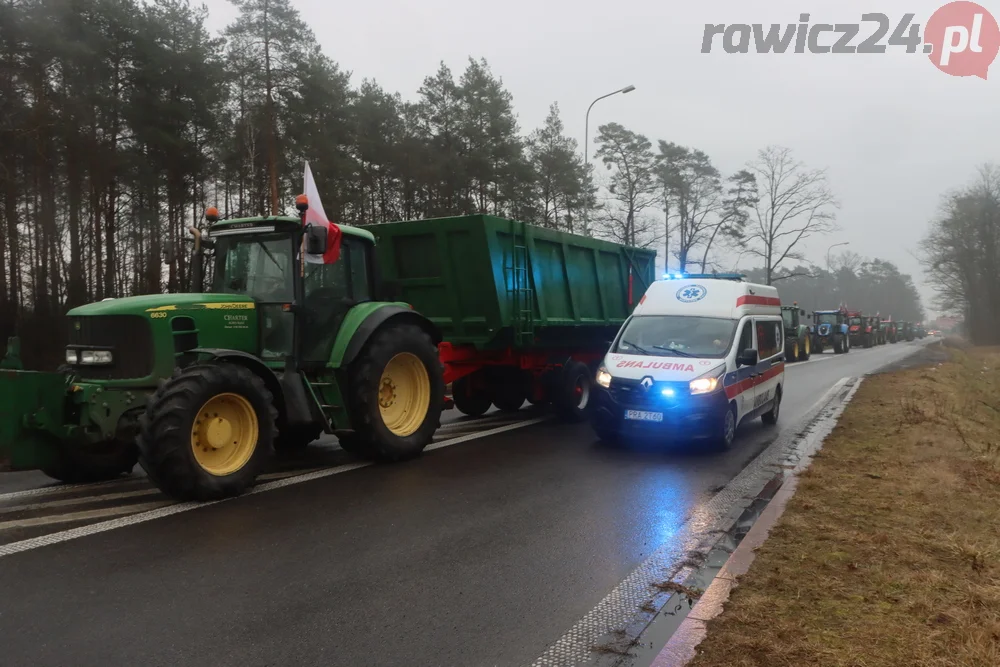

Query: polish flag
[303,161,342,264]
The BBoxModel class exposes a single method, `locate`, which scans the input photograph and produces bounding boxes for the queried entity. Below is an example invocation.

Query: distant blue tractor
[812,310,851,354]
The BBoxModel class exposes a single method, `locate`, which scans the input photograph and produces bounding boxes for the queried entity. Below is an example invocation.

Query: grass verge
[687,345,1000,667]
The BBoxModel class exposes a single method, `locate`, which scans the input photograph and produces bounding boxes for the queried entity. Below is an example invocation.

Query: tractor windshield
[848,317,862,326]
[213,233,295,302]
[781,309,794,329]
[212,232,297,359]
[816,313,839,325]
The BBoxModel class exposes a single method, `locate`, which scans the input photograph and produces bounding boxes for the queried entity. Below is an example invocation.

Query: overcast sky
[204,0,1000,319]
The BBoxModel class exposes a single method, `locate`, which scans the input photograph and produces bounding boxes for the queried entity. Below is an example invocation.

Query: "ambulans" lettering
[614,360,695,372]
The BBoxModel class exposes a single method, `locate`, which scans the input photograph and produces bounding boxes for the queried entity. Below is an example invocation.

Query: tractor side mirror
[305,224,328,255]
[737,348,758,367]
[800,309,806,316]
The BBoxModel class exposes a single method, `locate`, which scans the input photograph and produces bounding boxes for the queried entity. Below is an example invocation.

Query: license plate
[625,410,663,422]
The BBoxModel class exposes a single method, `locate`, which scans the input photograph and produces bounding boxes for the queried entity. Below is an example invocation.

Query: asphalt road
[0,339,933,667]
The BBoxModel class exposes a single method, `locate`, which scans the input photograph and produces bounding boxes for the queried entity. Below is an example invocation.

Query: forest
[0,0,927,361]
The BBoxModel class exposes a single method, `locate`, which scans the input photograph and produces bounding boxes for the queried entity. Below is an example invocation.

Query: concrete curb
[649,377,866,667]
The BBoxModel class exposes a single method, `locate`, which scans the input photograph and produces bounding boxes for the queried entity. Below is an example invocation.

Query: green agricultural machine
[780,304,811,362]
[0,203,654,502]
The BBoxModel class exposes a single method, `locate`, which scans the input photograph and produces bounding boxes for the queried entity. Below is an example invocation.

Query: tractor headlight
[65,349,78,365]
[79,350,113,365]
[596,366,612,388]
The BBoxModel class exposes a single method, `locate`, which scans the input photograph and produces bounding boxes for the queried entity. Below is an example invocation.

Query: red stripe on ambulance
[735,295,781,307]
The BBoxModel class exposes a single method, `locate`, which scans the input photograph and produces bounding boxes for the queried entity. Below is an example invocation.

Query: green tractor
[780,304,812,362]
[0,197,445,501]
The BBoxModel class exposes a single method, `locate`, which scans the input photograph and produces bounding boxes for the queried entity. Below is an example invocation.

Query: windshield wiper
[620,339,651,355]
[257,242,284,274]
[652,345,696,357]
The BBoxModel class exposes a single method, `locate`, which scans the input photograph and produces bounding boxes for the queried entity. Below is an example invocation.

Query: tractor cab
[197,201,377,369]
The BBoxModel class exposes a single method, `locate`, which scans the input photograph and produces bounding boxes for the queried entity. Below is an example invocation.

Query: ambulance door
[731,318,757,421]
[752,317,783,414]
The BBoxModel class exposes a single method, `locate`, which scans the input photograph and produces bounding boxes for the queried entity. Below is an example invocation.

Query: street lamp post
[826,241,849,271]
[583,84,635,235]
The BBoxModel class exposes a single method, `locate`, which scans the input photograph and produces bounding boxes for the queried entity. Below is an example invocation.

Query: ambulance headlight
[596,366,612,388]
[689,374,722,395]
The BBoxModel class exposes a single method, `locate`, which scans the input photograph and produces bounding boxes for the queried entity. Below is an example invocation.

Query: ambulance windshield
[614,315,737,358]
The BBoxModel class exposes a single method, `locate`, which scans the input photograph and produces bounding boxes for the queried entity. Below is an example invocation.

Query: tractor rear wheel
[799,334,811,361]
[40,438,138,484]
[138,363,277,501]
[833,336,844,354]
[348,324,444,462]
[788,339,799,362]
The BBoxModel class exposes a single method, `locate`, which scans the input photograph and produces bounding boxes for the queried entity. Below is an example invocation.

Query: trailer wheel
[453,375,492,417]
[138,363,277,501]
[348,323,444,462]
[554,361,592,422]
[40,438,138,484]
[492,368,528,413]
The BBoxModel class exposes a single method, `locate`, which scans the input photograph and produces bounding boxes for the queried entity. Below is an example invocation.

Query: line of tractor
[780,304,926,362]
[0,182,927,506]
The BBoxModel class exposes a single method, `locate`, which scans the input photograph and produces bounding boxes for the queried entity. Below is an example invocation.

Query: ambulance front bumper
[588,377,729,440]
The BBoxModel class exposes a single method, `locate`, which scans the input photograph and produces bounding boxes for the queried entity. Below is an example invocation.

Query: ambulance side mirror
[737,349,758,367]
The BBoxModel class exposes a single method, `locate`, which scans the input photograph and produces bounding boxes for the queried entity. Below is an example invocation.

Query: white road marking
[0,414,550,558]
[0,478,140,503]
[0,488,163,515]
[0,501,173,530]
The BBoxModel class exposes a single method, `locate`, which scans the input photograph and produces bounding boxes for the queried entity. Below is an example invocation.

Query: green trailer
[0,204,655,501]
[370,215,656,418]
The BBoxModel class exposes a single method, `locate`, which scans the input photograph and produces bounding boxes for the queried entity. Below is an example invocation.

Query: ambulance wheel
[712,404,738,451]
[762,387,781,426]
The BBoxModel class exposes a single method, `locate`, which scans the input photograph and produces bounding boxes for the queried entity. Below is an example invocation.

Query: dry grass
[688,347,1000,667]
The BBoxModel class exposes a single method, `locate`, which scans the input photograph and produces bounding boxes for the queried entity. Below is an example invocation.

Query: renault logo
[640,376,654,390]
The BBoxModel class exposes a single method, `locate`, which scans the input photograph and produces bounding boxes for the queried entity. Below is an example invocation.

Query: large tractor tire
[337,433,376,459]
[138,363,277,501]
[553,360,593,422]
[844,334,851,353]
[453,374,492,417]
[787,339,799,362]
[348,323,444,462]
[40,438,138,484]
[799,334,811,361]
[833,336,844,354]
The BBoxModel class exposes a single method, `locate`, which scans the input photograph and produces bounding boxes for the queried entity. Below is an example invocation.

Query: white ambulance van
[589,274,785,450]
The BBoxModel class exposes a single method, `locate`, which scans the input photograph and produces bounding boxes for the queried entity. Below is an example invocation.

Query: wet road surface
[0,340,932,667]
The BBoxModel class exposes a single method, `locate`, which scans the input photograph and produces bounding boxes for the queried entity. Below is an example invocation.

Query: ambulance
[589,274,785,450]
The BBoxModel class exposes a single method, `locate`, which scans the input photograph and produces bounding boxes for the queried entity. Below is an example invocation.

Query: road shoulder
[669,341,1000,666]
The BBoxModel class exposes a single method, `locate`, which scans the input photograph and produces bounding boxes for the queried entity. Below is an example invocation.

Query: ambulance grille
[609,378,687,410]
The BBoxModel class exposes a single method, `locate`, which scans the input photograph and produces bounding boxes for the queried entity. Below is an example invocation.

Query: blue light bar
[678,273,746,281]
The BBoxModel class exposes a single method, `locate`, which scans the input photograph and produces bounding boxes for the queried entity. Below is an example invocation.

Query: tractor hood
[68,293,255,317]
[817,323,833,336]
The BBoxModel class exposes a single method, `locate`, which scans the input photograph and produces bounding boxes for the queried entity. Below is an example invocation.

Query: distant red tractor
[846,311,875,348]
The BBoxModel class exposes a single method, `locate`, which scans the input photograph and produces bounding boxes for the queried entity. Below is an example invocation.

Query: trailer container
[370,215,656,419]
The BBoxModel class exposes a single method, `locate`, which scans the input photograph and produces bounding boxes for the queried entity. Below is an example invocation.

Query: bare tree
[742,146,839,284]
[594,122,658,247]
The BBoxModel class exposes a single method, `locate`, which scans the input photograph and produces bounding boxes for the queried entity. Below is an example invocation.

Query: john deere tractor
[0,198,444,501]
[811,309,851,354]
[781,304,812,362]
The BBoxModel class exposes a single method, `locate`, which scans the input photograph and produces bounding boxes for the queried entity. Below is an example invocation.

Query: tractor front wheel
[138,363,277,501]
[348,324,444,462]
[40,438,138,484]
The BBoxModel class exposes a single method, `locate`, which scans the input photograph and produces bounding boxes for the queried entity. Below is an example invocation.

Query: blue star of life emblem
[676,284,707,303]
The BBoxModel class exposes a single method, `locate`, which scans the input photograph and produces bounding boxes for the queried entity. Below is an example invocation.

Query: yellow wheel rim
[190,393,259,476]
[804,336,810,354]
[378,353,431,437]
[790,341,799,360]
